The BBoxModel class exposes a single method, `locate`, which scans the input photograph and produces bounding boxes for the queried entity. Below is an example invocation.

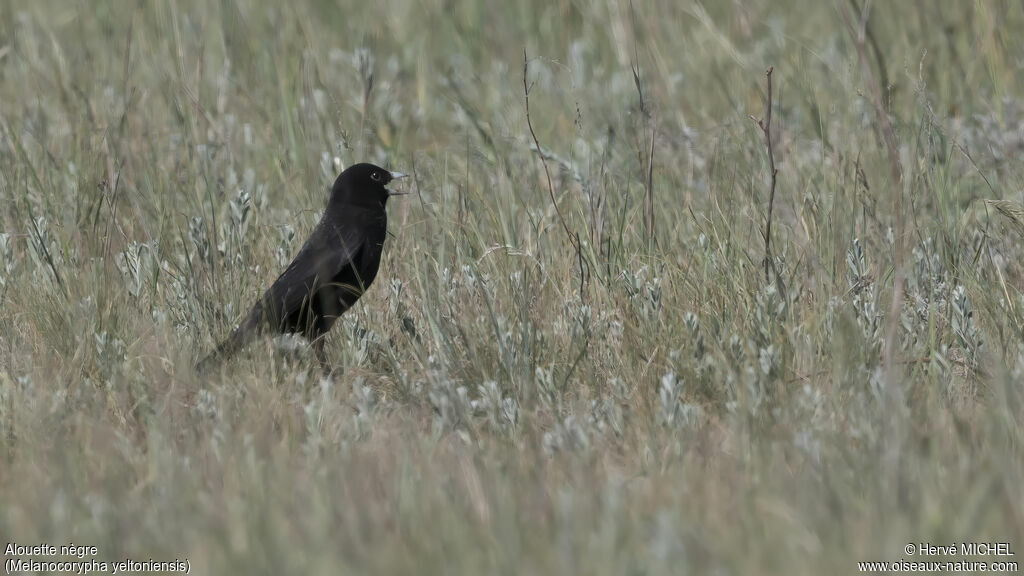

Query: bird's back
[301,208,388,335]
[230,207,386,344]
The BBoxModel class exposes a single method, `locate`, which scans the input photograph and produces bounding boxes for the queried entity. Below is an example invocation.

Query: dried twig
[841,0,905,380]
[749,66,789,312]
[523,50,588,301]
[646,123,656,250]
[750,66,779,284]
[629,1,656,249]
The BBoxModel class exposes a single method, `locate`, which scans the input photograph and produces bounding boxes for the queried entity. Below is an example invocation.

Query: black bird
[197,163,407,373]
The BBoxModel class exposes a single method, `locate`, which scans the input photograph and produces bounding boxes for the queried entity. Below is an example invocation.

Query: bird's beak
[387,171,409,196]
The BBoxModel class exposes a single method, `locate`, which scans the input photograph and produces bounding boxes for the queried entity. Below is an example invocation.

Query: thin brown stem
[523,50,587,301]
[750,66,779,283]
[841,0,905,381]
[646,123,656,250]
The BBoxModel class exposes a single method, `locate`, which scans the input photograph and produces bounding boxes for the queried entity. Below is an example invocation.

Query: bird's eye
[371,172,383,183]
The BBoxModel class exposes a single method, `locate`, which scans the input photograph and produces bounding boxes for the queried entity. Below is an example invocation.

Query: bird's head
[330,162,408,208]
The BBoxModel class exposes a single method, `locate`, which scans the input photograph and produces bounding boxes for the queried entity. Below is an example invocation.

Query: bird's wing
[199,219,365,368]
[262,220,367,317]
[223,219,366,340]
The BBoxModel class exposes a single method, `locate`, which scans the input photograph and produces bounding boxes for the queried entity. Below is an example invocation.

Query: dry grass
[1,1,1023,573]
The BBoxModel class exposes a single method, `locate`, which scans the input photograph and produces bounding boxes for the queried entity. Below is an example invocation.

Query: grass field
[1,1,1023,573]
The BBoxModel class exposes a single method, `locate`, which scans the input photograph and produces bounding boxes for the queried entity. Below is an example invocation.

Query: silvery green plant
[25,216,59,284]
[758,345,779,379]
[115,241,155,299]
[621,266,663,319]
[534,365,561,414]
[658,372,682,427]
[542,414,590,454]
[349,377,378,438]
[93,331,126,380]
[461,264,477,291]
[303,377,332,457]
[792,383,828,463]
[509,270,524,294]
[740,362,767,417]
[0,372,12,435]
[192,388,220,422]
[276,224,296,268]
[428,380,473,435]
[683,312,705,360]
[574,303,593,331]
[847,239,880,344]
[320,151,338,182]
[587,393,625,438]
[388,278,405,316]
[473,380,518,434]
[846,237,869,292]
[166,270,201,335]
[753,284,786,347]
[951,285,982,368]
[189,217,210,264]
[657,372,702,430]
[725,333,746,370]
[342,315,384,366]
[682,311,715,382]
[228,188,253,241]
[439,267,458,307]
[0,232,14,289]
[191,388,226,461]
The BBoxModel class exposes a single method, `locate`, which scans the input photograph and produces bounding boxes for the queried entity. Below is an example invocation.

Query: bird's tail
[195,327,250,373]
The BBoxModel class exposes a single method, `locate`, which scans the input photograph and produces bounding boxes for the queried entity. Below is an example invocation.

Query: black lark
[197,163,407,374]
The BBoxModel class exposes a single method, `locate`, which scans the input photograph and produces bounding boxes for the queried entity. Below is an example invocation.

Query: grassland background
[1,0,1023,574]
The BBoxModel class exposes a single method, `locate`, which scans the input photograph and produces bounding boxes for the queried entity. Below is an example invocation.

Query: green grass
[1,1,1023,573]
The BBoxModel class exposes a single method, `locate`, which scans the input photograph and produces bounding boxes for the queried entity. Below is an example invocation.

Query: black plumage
[197,162,406,373]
